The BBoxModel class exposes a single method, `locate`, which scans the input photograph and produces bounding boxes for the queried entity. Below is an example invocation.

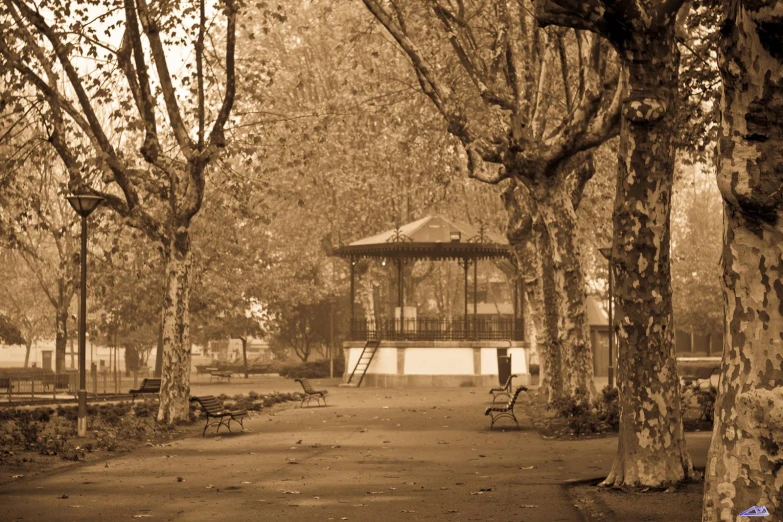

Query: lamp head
[598,247,612,260]
[67,193,104,218]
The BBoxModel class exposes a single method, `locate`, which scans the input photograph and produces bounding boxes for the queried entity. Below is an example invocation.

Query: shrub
[279,358,345,379]
[56,405,78,422]
[98,403,132,426]
[552,390,599,437]
[595,386,620,431]
[697,386,717,423]
[132,400,157,418]
[16,415,41,450]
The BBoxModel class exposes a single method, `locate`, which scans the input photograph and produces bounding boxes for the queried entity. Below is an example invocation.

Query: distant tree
[0,150,79,372]
[0,312,25,346]
[0,251,52,367]
[671,164,723,337]
[0,0,241,424]
[272,302,330,362]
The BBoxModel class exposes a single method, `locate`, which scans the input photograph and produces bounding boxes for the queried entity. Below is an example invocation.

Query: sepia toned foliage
[361,0,628,405]
[0,0,243,422]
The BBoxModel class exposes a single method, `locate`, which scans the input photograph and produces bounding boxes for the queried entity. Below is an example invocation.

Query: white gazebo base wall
[343,340,530,388]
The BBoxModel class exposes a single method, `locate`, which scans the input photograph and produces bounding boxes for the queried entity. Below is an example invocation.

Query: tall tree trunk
[154,311,164,378]
[602,37,693,488]
[530,172,596,401]
[55,309,68,373]
[703,4,783,519]
[503,181,552,398]
[241,337,249,379]
[23,341,31,368]
[157,228,193,424]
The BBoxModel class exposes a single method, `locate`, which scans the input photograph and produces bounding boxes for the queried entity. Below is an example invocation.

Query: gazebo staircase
[341,340,380,388]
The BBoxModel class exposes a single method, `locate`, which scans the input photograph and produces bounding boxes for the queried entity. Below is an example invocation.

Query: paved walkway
[1,385,711,521]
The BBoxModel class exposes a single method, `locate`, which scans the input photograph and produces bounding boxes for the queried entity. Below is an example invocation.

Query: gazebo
[332,215,530,388]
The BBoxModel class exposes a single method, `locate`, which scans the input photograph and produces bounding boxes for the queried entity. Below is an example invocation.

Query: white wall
[345,347,397,375]
[404,347,473,375]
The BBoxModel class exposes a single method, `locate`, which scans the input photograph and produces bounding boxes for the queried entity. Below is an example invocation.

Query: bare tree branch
[135,0,195,159]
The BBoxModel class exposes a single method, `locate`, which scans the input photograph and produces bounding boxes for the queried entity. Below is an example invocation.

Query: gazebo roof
[333,215,513,261]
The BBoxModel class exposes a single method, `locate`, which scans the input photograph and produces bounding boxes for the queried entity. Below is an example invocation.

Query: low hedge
[278,359,345,379]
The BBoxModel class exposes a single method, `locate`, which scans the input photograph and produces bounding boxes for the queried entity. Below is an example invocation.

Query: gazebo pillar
[462,258,469,334]
[397,258,404,336]
[473,256,478,338]
[512,272,518,340]
[350,259,355,339]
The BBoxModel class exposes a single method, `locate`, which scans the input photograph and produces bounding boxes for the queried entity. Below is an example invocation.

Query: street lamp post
[67,193,103,437]
[598,247,615,389]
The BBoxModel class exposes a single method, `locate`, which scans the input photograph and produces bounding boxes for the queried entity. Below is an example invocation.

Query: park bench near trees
[189,395,249,436]
[129,378,161,403]
[485,386,528,430]
[295,378,328,407]
[195,365,218,377]
[489,374,518,403]
[210,370,233,383]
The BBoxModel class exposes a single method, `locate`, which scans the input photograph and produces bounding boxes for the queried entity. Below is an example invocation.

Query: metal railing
[350,316,524,341]
[1,368,153,402]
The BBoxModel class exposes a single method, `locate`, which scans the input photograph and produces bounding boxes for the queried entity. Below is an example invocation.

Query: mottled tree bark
[503,181,552,396]
[536,0,694,488]
[604,38,693,488]
[504,172,596,404]
[703,4,783,520]
[157,229,193,424]
[530,173,595,401]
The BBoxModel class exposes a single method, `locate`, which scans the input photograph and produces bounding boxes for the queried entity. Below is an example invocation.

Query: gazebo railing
[350,317,524,341]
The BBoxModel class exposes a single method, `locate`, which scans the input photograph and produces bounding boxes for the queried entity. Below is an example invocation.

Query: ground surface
[1,377,712,522]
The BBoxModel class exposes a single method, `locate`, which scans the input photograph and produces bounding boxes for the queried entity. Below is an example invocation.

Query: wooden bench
[485,385,528,430]
[189,395,249,436]
[129,378,161,403]
[295,378,328,407]
[681,366,719,392]
[195,365,217,376]
[489,374,518,402]
[210,370,232,383]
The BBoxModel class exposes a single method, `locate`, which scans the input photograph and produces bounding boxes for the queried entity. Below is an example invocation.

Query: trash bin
[497,354,512,386]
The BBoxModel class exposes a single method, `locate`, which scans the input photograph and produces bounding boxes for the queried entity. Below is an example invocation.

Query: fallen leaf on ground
[11,474,23,478]
[132,515,151,518]
[520,505,538,509]
[520,466,534,470]
[366,491,384,495]
[177,477,184,482]
[283,491,300,495]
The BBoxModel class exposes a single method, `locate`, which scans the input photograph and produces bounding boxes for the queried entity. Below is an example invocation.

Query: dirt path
[0,386,711,521]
